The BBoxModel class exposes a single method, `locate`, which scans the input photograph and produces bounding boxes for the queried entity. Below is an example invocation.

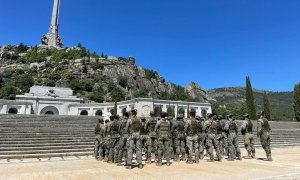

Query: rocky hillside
[0,44,208,103]
[208,87,294,121]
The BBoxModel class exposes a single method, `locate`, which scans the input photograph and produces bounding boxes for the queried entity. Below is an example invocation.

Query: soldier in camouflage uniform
[204,113,222,162]
[155,112,172,166]
[102,119,111,162]
[257,111,272,161]
[184,110,200,164]
[140,117,151,162]
[216,115,228,158]
[225,114,242,161]
[144,111,158,164]
[171,114,186,161]
[198,117,206,160]
[94,117,104,160]
[117,111,130,166]
[107,115,121,164]
[125,110,143,169]
[241,113,255,159]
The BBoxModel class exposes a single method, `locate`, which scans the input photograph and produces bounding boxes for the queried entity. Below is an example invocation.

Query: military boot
[146,158,152,164]
[244,153,252,159]
[237,155,242,160]
[166,162,171,166]
[126,165,133,169]
[200,153,204,160]
[181,154,187,161]
[251,153,256,159]
[138,164,143,169]
[174,154,180,162]
[265,155,273,161]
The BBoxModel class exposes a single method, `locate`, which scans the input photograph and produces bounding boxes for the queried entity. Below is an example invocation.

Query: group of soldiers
[94,109,272,169]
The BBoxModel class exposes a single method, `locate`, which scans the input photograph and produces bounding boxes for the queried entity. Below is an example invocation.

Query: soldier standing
[94,118,104,160]
[257,111,272,161]
[140,117,151,162]
[198,117,206,160]
[125,110,143,169]
[171,114,186,161]
[241,113,256,159]
[184,110,199,164]
[103,119,111,162]
[107,115,121,164]
[225,114,242,161]
[155,112,172,166]
[204,113,222,162]
[117,111,130,166]
[216,115,228,158]
[144,111,158,164]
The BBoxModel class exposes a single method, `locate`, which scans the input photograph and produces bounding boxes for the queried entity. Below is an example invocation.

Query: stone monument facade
[40,0,63,48]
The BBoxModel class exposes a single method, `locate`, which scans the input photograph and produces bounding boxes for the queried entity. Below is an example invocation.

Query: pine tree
[246,76,257,120]
[293,83,300,122]
[113,101,118,116]
[263,91,271,120]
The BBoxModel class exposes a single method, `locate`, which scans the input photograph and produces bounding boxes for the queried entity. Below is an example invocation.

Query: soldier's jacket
[204,119,218,134]
[155,119,171,138]
[107,120,121,138]
[171,120,185,138]
[140,120,148,135]
[119,117,129,136]
[241,118,253,135]
[95,123,102,135]
[224,119,238,135]
[257,117,271,135]
[145,117,157,138]
[125,116,142,134]
[184,118,199,136]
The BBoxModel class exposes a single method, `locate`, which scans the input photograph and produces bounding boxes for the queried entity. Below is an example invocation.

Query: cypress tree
[246,76,257,120]
[293,83,300,122]
[263,91,271,120]
[114,101,118,116]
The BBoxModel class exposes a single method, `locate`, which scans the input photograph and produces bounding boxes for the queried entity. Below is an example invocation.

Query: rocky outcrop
[185,82,209,102]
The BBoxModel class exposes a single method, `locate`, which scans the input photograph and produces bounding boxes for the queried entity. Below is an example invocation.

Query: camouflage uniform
[144,115,158,163]
[225,117,241,161]
[241,115,255,159]
[125,114,143,169]
[140,118,150,161]
[185,117,199,163]
[102,120,111,162]
[98,121,107,160]
[155,117,172,166]
[117,115,129,165]
[257,113,272,161]
[217,118,228,157]
[198,117,206,160]
[171,115,186,161]
[94,119,103,159]
[107,116,121,163]
[204,117,222,161]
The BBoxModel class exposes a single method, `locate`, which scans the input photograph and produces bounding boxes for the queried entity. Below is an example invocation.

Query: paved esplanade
[0,147,300,180]
[41,0,63,48]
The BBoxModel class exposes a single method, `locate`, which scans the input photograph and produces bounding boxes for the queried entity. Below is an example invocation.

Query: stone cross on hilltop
[40,0,63,48]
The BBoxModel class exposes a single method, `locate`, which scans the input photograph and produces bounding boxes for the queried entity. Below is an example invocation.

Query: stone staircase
[0,115,98,160]
[0,115,299,160]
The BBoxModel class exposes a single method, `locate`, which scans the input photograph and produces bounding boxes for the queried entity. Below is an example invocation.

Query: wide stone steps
[0,152,93,160]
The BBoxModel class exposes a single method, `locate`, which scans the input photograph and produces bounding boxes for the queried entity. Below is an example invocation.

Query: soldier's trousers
[127,134,142,165]
[109,138,120,163]
[145,137,157,159]
[228,133,241,159]
[174,135,186,157]
[260,132,271,156]
[140,135,151,159]
[157,136,171,163]
[186,135,199,162]
[198,133,206,158]
[206,134,221,160]
[117,134,128,163]
[244,133,255,156]
[94,136,101,157]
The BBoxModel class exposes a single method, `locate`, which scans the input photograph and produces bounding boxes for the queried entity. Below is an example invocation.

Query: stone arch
[121,108,127,115]
[167,106,175,117]
[8,107,18,114]
[95,110,103,116]
[80,110,88,116]
[40,106,59,115]
[201,109,207,118]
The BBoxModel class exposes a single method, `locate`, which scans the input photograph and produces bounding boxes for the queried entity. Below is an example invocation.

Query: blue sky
[0,0,299,91]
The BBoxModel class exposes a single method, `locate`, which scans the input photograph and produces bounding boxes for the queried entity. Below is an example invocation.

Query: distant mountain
[208,87,294,121]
